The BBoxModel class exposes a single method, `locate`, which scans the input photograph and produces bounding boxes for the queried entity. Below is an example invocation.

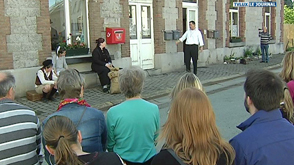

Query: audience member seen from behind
[280,51,294,103]
[230,69,294,165]
[53,46,68,76]
[35,59,58,101]
[281,86,294,124]
[152,88,235,165]
[170,72,204,100]
[91,38,113,93]
[107,66,160,165]
[0,72,43,164]
[43,116,125,165]
[42,69,107,164]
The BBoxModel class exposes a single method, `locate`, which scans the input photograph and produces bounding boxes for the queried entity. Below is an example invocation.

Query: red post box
[106,27,126,44]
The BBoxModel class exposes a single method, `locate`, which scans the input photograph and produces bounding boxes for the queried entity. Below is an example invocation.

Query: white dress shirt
[179,29,204,46]
[37,69,58,85]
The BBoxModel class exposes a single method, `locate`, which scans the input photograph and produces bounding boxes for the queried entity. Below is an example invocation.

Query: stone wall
[5,0,44,69]
[163,0,178,53]
[0,0,12,70]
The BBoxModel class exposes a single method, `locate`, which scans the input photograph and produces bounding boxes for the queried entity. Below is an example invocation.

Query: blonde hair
[280,51,294,82]
[281,86,294,123]
[170,73,204,100]
[162,88,235,165]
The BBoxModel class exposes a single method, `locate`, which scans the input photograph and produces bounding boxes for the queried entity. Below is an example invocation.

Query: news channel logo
[233,2,277,7]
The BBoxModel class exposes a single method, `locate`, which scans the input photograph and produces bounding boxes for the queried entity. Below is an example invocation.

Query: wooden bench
[26,90,43,101]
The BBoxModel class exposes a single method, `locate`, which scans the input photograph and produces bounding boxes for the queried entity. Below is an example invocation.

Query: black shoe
[42,97,48,103]
[103,87,109,93]
[186,69,191,72]
[48,97,57,102]
[266,61,268,63]
[260,61,265,63]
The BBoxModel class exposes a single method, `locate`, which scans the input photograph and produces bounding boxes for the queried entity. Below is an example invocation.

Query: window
[49,0,89,50]
[229,0,239,38]
[129,5,137,39]
[265,7,270,34]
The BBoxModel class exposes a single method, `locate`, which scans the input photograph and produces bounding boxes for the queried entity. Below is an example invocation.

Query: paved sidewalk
[16,54,285,122]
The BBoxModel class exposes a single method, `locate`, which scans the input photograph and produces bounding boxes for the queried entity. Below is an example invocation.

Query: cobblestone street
[16,54,284,121]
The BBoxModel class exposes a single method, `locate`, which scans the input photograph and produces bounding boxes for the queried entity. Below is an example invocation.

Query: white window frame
[229,9,239,37]
[265,8,271,35]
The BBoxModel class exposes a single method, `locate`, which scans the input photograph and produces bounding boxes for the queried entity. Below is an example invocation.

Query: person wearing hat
[35,59,58,101]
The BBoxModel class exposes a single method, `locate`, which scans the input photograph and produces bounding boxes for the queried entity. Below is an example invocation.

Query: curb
[97,63,282,111]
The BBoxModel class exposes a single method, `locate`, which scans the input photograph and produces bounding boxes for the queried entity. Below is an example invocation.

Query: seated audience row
[2,54,294,165]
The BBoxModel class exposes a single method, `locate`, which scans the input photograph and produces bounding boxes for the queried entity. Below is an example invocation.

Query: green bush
[286,47,294,52]
[244,47,253,58]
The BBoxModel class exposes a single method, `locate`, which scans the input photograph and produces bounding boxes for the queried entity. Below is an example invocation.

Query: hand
[176,40,180,45]
[200,47,203,53]
[105,63,112,69]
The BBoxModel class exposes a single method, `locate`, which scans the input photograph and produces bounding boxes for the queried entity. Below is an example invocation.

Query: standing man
[259,26,272,63]
[176,21,204,75]
[0,72,42,165]
[230,69,294,165]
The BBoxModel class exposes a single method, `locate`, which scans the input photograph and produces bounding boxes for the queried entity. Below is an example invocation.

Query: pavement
[15,54,285,122]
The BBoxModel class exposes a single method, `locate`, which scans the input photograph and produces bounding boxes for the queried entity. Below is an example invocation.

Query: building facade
[0,0,284,97]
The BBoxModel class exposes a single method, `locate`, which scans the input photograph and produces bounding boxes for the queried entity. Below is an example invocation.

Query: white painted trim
[86,0,90,48]
[64,0,71,44]
[182,2,198,30]
[229,9,239,37]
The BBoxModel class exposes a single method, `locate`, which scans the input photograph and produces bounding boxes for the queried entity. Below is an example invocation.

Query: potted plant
[224,55,231,64]
[58,34,89,56]
[230,37,243,43]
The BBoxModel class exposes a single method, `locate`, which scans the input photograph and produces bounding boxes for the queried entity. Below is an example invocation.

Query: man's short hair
[244,69,284,111]
[0,72,15,98]
[189,21,195,25]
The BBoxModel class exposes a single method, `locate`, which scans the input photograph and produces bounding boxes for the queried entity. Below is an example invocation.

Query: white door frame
[129,2,154,69]
[182,2,198,30]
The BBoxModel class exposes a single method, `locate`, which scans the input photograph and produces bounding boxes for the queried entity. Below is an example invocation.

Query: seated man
[230,69,294,165]
[35,59,58,101]
[0,72,42,164]
[42,69,107,164]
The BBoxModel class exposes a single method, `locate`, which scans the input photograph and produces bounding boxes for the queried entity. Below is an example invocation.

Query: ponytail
[54,137,83,165]
[281,87,294,123]
[43,116,85,165]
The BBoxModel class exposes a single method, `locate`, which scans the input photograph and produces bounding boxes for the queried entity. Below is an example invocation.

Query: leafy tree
[284,5,294,24]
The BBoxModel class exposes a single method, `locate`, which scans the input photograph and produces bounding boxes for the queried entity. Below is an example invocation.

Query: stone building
[0,0,284,97]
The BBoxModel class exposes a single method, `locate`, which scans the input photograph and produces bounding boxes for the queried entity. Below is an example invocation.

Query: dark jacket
[42,103,107,164]
[230,109,294,165]
[151,149,228,165]
[91,47,112,71]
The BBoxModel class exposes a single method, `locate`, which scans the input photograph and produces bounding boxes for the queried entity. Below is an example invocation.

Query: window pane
[232,12,238,37]
[141,6,151,39]
[69,0,88,47]
[265,7,270,13]
[129,5,137,39]
[266,15,270,31]
[189,10,195,23]
[49,0,66,51]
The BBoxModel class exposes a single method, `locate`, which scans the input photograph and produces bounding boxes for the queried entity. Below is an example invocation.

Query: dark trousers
[184,44,198,75]
[123,157,153,165]
[261,44,269,62]
[92,65,110,86]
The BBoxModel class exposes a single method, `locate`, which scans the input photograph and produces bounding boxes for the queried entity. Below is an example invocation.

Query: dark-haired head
[244,69,284,111]
[57,47,66,56]
[189,21,195,25]
[96,38,105,47]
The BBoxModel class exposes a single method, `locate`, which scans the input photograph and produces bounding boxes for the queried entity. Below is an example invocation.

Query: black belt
[186,44,198,46]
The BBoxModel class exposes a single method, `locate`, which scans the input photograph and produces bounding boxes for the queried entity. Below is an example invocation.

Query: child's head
[57,47,66,57]
[170,72,204,100]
